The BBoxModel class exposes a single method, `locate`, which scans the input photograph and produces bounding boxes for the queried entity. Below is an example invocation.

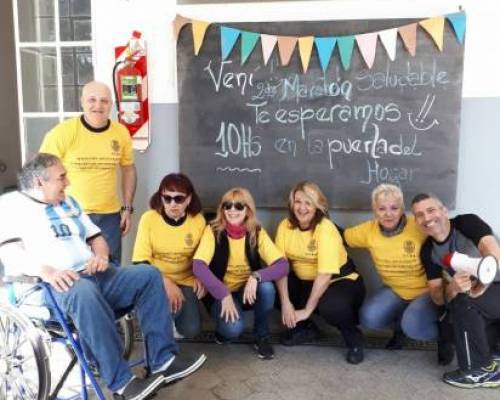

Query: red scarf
[226,223,246,239]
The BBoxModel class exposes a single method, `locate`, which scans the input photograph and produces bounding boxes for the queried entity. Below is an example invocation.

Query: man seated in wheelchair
[0,153,206,400]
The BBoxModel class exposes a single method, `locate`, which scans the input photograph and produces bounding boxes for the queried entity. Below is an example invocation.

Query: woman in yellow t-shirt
[193,188,288,360]
[275,181,366,364]
[133,173,206,338]
[344,184,438,350]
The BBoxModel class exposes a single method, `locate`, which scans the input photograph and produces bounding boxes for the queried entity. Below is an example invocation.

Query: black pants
[287,269,366,347]
[449,282,500,370]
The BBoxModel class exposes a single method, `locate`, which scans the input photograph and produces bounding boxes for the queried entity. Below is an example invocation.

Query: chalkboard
[177,18,464,209]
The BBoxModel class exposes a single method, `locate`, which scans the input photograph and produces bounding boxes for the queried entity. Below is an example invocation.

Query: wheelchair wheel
[0,303,50,400]
[117,315,134,360]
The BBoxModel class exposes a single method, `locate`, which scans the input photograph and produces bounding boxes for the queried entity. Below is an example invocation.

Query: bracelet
[121,205,134,214]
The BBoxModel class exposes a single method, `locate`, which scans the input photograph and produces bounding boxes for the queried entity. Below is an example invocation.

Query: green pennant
[337,35,355,70]
[241,31,260,65]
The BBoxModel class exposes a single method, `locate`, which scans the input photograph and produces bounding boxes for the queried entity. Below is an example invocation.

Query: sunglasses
[222,201,246,211]
[161,194,187,204]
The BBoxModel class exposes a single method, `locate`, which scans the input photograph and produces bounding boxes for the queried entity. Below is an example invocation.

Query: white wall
[94,0,500,101]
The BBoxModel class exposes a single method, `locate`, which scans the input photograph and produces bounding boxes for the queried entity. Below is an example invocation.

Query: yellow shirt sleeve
[344,220,373,249]
[40,119,76,158]
[257,228,284,265]
[132,211,153,263]
[317,220,348,275]
[118,124,134,166]
[193,225,216,265]
[275,220,287,253]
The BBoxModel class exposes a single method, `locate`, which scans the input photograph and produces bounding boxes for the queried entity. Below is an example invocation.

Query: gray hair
[17,153,61,191]
[371,183,404,210]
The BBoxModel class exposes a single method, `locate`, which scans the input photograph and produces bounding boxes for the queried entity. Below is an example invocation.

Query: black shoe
[151,353,207,386]
[437,340,455,366]
[346,346,364,364]
[385,330,405,350]
[443,363,500,388]
[254,336,274,360]
[492,351,500,362]
[280,326,320,346]
[113,375,164,400]
[215,332,231,345]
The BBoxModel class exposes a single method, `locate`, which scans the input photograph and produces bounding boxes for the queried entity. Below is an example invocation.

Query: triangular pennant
[447,12,466,44]
[378,28,397,61]
[261,34,278,65]
[314,37,336,72]
[419,16,445,51]
[192,20,211,56]
[277,36,298,66]
[241,31,260,65]
[399,23,417,57]
[298,36,314,73]
[220,26,240,60]
[355,32,378,69]
[337,35,355,70]
[173,14,191,41]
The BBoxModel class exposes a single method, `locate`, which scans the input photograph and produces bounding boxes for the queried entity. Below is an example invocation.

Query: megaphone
[442,252,498,285]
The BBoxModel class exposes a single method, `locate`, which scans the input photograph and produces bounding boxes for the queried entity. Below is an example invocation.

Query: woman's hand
[243,275,258,305]
[220,294,239,323]
[281,300,297,328]
[163,277,185,314]
[192,277,207,299]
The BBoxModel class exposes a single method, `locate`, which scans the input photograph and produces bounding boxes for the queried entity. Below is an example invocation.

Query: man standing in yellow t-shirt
[40,81,136,264]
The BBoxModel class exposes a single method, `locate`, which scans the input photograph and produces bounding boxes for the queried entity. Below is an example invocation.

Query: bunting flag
[419,16,445,51]
[298,36,314,73]
[173,14,191,41]
[220,26,240,60]
[356,32,378,69]
[241,31,260,65]
[446,12,466,44]
[314,37,336,72]
[192,20,211,55]
[261,34,278,65]
[399,23,417,57]
[337,35,355,70]
[277,36,298,66]
[175,12,465,71]
[378,28,397,61]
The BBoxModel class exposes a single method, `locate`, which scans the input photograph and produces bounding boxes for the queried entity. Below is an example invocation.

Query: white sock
[115,376,135,395]
[152,355,175,374]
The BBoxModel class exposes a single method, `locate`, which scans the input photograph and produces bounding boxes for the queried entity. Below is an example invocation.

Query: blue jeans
[360,286,439,341]
[89,212,122,265]
[210,281,275,339]
[172,285,202,338]
[46,264,178,391]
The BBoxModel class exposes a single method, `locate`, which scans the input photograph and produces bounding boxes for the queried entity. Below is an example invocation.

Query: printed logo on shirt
[111,139,120,153]
[185,233,194,247]
[307,239,317,253]
[403,240,415,254]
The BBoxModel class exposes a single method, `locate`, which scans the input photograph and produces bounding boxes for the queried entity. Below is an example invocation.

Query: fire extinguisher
[113,31,147,135]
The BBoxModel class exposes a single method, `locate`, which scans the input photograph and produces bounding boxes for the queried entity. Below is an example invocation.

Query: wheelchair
[0,275,135,400]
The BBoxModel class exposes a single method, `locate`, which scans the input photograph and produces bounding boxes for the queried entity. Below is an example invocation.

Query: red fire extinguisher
[113,31,149,141]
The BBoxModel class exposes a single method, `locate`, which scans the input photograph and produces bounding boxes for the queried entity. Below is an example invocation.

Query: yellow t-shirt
[194,226,284,292]
[275,218,355,282]
[344,216,427,300]
[132,211,206,287]
[40,117,134,213]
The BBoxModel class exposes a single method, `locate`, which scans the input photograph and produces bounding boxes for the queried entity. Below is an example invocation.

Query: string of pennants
[173,12,465,73]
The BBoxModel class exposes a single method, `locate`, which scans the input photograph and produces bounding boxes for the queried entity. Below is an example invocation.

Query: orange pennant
[298,36,314,73]
[173,14,191,41]
[419,16,445,51]
[399,23,417,57]
[192,20,211,56]
[277,36,298,66]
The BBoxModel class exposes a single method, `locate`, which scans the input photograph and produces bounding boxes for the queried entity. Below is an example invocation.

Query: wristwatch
[120,205,134,214]
[251,271,262,283]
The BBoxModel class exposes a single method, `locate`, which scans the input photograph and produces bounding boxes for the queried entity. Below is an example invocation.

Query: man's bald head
[80,81,112,129]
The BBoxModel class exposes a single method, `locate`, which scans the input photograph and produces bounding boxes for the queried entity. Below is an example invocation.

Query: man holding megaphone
[412,193,500,389]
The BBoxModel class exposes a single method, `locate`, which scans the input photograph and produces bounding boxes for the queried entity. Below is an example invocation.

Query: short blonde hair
[371,184,404,210]
[211,187,259,247]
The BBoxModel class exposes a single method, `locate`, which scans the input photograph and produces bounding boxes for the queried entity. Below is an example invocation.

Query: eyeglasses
[161,194,187,204]
[222,201,246,211]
